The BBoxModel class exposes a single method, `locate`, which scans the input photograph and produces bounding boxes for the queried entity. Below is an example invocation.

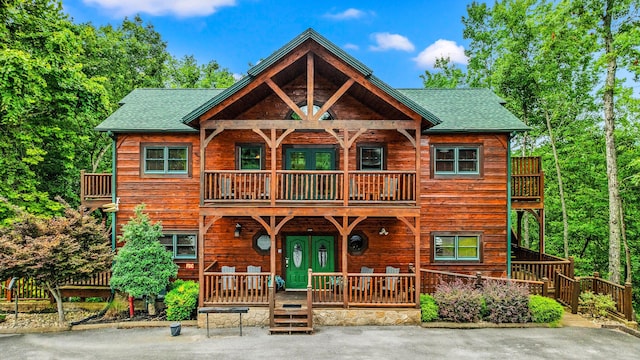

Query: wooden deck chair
[259,177,270,199]
[349,178,362,200]
[221,266,236,291]
[354,266,374,291]
[380,177,398,200]
[383,266,400,292]
[220,177,234,199]
[246,265,261,291]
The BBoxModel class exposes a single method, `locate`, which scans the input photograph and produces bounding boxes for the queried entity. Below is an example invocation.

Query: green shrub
[86,297,104,303]
[165,280,199,321]
[420,294,439,322]
[482,281,530,324]
[579,291,616,318]
[529,295,563,324]
[434,280,483,323]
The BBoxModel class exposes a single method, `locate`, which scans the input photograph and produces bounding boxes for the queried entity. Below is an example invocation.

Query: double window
[433,146,481,176]
[159,233,197,259]
[142,144,190,176]
[433,234,480,261]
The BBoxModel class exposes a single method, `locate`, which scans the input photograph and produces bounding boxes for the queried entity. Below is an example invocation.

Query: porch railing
[578,273,634,321]
[420,269,548,296]
[80,171,112,203]
[202,272,270,305]
[511,156,543,202]
[311,272,416,307]
[203,170,416,204]
[2,278,49,301]
[511,256,574,289]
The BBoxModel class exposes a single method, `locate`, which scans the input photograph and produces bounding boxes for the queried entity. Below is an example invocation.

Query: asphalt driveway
[1,325,638,359]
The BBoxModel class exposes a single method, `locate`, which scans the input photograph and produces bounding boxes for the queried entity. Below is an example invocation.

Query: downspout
[506,133,512,278]
[110,133,117,251]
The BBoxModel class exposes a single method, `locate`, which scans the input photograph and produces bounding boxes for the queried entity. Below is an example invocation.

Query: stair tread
[269,326,313,333]
[274,318,310,324]
[273,309,309,315]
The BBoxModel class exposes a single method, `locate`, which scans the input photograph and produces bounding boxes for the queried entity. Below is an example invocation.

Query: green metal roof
[398,88,530,133]
[96,88,224,133]
[182,28,440,125]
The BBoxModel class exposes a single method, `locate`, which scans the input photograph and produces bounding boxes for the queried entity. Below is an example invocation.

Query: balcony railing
[511,156,543,203]
[203,170,416,204]
[80,171,112,207]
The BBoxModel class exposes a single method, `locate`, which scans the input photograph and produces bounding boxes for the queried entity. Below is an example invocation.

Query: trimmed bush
[529,295,563,324]
[420,294,439,322]
[434,280,483,323]
[579,291,616,318]
[165,280,199,321]
[482,280,530,324]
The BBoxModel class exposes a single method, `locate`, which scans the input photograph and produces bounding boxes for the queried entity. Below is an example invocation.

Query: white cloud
[83,0,236,17]
[343,43,359,51]
[369,33,415,52]
[324,8,366,20]
[413,39,468,68]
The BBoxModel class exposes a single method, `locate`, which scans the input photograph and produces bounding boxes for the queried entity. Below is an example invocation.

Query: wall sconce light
[379,227,389,236]
[234,223,242,238]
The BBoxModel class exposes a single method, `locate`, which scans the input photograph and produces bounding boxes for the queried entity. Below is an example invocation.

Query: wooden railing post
[269,274,275,329]
[475,272,483,289]
[624,282,633,321]
[307,269,313,328]
[568,256,575,278]
[571,276,580,314]
[541,277,549,297]
[553,270,560,301]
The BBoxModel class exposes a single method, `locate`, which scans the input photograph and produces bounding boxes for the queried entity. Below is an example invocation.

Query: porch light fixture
[379,227,389,236]
[234,223,242,238]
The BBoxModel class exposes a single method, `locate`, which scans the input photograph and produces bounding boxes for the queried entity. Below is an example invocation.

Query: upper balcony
[202,170,416,206]
[511,156,544,209]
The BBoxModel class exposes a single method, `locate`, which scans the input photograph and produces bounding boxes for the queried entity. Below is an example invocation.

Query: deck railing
[2,278,49,301]
[511,156,543,202]
[203,170,416,204]
[202,272,270,305]
[578,273,634,321]
[64,271,112,287]
[511,256,574,289]
[80,171,112,202]
[311,272,416,307]
[420,269,548,296]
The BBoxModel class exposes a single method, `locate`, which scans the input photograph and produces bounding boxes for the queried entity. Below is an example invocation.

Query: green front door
[285,235,335,289]
[285,147,336,200]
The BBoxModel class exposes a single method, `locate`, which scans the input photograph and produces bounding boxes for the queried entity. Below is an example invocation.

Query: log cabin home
[81,29,555,331]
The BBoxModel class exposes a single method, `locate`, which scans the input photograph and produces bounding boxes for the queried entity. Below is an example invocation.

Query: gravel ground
[0,310,97,329]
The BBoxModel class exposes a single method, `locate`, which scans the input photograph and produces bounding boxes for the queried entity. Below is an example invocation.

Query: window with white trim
[433,234,480,261]
[434,147,480,175]
[159,234,197,259]
[144,146,188,174]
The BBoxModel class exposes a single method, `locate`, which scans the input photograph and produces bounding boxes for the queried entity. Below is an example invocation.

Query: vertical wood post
[80,170,85,204]
[553,270,559,301]
[475,272,483,289]
[568,256,575,278]
[571,276,580,314]
[624,282,633,321]
[307,268,313,328]
[541,277,549,297]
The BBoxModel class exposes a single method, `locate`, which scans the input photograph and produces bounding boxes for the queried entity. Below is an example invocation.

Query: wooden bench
[198,306,249,337]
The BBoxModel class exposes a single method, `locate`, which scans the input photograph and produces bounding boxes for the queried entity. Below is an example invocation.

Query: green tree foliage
[164,55,235,88]
[420,57,466,88]
[0,198,113,323]
[110,205,178,315]
[0,0,110,219]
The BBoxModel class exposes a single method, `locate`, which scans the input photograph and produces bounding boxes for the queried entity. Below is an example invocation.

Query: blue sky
[62,0,474,88]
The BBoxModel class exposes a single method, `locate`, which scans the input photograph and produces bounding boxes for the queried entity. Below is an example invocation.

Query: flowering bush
[482,280,530,323]
[433,280,483,323]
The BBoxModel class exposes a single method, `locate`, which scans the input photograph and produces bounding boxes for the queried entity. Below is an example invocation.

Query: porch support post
[398,216,420,307]
[343,130,349,207]
[198,215,204,307]
[516,211,524,248]
[270,216,276,279]
[341,216,349,308]
[539,208,545,260]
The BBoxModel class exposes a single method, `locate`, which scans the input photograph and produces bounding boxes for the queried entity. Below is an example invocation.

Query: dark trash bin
[170,322,181,336]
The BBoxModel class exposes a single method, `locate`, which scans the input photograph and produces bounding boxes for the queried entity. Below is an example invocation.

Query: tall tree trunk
[544,110,569,258]
[520,116,530,248]
[603,0,621,283]
[618,197,632,283]
[46,283,66,324]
